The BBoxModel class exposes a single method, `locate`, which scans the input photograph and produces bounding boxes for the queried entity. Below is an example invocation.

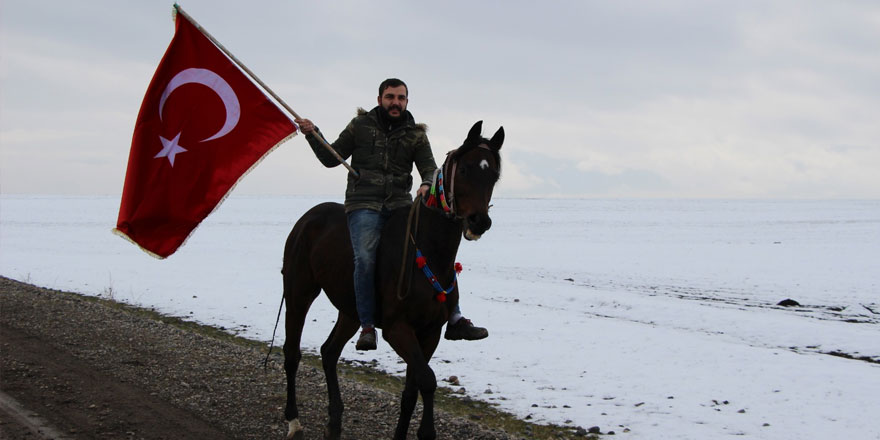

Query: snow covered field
[2,195,878,439]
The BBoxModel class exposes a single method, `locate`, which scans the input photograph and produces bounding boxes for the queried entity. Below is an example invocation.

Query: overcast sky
[2,1,878,198]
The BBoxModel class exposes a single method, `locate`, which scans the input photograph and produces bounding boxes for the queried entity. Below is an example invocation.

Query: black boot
[444,318,488,341]
[356,327,377,350]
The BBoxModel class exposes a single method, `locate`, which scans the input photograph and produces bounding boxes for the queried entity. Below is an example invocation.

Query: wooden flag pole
[172,4,359,177]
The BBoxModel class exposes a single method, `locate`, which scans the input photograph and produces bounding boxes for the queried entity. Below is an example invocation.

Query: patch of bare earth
[0,277,521,439]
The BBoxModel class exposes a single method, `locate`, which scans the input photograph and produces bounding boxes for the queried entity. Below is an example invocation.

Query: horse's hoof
[323,425,342,440]
[417,426,437,440]
[286,418,304,440]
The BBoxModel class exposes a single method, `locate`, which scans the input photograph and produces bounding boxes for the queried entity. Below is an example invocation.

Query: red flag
[114,11,296,258]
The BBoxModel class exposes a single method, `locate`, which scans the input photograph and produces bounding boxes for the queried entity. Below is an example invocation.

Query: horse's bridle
[435,143,493,219]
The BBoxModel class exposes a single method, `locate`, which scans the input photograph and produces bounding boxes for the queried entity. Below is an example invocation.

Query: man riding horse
[294,78,488,350]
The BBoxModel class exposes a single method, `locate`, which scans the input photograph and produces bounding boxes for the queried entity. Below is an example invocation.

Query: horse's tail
[262,291,285,369]
[269,209,316,369]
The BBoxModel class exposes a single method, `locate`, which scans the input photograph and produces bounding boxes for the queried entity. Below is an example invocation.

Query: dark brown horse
[281,121,503,440]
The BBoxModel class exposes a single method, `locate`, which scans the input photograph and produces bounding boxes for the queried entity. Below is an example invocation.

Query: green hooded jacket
[305,106,438,212]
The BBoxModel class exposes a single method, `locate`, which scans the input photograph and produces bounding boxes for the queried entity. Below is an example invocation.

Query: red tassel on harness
[454,262,463,274]
[416,256,427,268]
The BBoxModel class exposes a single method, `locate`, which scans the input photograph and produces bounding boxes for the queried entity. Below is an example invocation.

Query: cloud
[1,1,878,198]
[495,159,546,194]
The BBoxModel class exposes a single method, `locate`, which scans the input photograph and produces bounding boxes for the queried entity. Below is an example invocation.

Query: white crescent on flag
[158,68,241,141]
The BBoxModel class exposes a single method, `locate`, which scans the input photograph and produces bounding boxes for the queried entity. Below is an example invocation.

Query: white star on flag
[155,132,188,166]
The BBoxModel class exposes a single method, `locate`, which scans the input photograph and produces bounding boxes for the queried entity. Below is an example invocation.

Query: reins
[395,191,463,303]
[395,194,422,300]
[397,149,456,301]
[396,143,486,300]
[396,144,493,300]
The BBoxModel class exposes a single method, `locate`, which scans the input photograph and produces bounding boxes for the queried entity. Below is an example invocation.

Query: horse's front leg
[384,323,440,440]
[415,328,442,440]
[397,366,422,438]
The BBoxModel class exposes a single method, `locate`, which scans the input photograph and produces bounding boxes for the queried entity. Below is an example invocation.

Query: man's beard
[381,104,406,122]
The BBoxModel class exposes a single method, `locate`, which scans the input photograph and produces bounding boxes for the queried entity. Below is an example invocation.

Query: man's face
[378,85,408,119]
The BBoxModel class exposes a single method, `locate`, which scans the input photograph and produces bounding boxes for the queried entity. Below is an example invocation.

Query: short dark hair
[379,78,408,97]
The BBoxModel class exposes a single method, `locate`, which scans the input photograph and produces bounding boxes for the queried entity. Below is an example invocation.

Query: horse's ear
[488,126,504,151]
[465,121,483,145]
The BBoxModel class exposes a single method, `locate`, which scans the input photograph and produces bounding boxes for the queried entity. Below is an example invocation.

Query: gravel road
[0,276,521,439]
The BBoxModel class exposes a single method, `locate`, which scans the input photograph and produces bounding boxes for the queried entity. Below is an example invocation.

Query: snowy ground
[2,195,878,439]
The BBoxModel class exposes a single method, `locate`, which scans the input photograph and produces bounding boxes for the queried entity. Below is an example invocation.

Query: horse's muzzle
[464,213,492,241]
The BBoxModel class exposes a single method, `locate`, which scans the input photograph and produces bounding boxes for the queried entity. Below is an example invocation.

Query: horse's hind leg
[320,312,359,440]
[282,270,319,440]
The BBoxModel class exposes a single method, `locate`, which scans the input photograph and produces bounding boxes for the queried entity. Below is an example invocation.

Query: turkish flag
[114,11,296,258]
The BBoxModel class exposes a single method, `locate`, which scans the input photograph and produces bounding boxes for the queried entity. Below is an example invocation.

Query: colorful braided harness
[413,160,463,302]
[415,250,463,303]
[424,168,452,214]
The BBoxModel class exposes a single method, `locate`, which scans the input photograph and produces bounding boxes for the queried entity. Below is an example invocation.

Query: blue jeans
[347,207,464,328]
[348,208,393,328]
